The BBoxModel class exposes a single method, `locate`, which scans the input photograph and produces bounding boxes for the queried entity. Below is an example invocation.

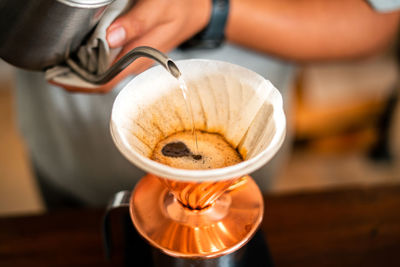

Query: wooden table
[1,185,400,266]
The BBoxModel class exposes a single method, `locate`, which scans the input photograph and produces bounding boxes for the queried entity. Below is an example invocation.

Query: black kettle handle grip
[102,190,131,260]
[67,46,181,84]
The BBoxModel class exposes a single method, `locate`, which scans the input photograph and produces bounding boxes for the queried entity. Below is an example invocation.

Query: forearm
[226,0,400,61]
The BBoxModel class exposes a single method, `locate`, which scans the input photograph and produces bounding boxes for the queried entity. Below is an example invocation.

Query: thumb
[106,0,162,48]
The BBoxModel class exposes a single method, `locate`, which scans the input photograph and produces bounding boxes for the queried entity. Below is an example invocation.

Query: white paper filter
[111,59,286,182]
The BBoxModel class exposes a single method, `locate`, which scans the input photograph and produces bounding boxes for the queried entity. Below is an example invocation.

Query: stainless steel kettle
[0,0,181,83]
[0,0,113,71]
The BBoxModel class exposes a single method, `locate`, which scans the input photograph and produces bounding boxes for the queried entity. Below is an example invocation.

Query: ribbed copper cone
[160,177,241,210]
[130,174,263,258]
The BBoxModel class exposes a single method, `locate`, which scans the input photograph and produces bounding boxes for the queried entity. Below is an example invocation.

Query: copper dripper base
[130,174,264,259]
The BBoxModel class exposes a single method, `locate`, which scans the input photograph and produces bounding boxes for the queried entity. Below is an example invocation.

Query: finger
[107,0,167,48]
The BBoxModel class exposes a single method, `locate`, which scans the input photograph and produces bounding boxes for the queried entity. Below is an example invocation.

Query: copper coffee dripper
[110,59,286,259]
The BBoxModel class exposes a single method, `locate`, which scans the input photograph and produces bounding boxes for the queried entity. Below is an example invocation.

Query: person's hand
[59,0,211,93]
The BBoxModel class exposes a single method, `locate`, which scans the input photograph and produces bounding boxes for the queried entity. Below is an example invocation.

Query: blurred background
[0,48,399,216]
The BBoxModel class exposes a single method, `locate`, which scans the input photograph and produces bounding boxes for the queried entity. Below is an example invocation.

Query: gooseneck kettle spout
[66,46,182,84]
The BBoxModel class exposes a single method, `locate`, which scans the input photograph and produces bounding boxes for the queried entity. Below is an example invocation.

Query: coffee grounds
[162,141,202,160]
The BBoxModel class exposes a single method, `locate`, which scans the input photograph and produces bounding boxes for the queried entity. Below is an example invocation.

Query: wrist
[197,0,213,32]
[181,0,230,49]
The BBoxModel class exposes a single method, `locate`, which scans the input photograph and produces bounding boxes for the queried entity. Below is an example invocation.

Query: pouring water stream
[177,76,199,155]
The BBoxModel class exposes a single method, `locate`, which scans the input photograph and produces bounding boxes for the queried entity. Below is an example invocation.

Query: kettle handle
[67,46,181,84]
[102,190,131,260]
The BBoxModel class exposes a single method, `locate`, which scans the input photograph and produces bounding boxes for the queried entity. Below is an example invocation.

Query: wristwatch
[179,0,230,50]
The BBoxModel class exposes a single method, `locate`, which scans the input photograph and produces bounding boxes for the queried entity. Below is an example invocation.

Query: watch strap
[180,0,230,50]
